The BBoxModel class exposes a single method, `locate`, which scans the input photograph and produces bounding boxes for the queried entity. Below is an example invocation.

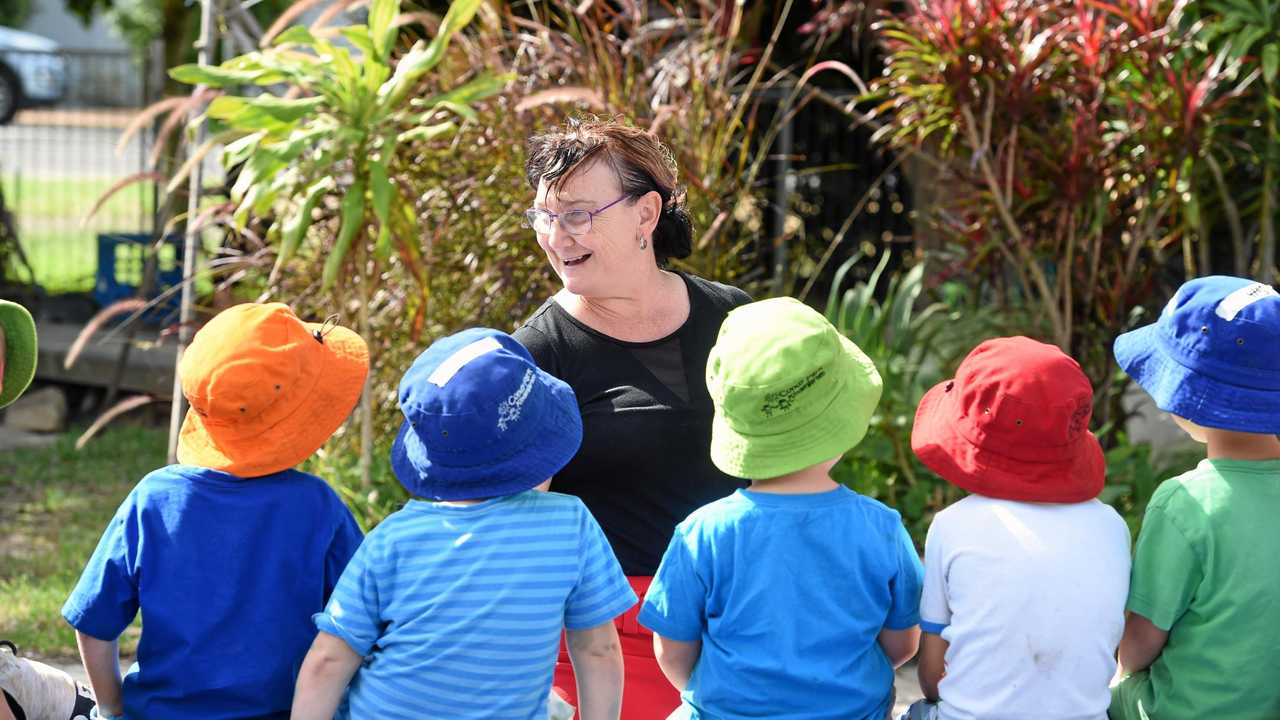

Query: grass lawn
[0,425,165,658]
[5,175,156,294]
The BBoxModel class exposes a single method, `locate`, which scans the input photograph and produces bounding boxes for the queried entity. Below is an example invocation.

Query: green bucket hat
[0,300,37,409]
[707,297,883,479]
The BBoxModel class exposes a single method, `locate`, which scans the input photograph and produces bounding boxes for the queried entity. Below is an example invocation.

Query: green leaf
[273,177,333,280]
[377,0,482,108]
[273,25,319,47]
[369,0,399,61]
[411,71,513,110]
[220,130,266,169]
[397,121,457,144]
[207,95,325,130]
[323,178,367,290]
[341,26,376,58]
[170,63,283,87]
[1265,43,1279,85]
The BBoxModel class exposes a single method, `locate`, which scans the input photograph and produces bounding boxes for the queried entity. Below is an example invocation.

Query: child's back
[317,488,629,719]
[62,303,370,720]
[640,297,920,720]
[1117,458,1280,718]
[643,485,919,719]
[63,465,362,719]
[920,495,1129,719]
[1109,276,1280,719]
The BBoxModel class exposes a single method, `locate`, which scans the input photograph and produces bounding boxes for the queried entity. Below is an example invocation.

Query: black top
[513,272,752,576]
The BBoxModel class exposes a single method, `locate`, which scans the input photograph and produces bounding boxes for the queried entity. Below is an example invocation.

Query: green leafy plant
[1100,431,1201,538]
[165,0,509,485]
[826,250,1003,544]
[1182,0,1280,281]
[866,0,1251,434]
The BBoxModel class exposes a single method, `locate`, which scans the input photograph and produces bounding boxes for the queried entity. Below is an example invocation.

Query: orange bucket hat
[177,303,369,477]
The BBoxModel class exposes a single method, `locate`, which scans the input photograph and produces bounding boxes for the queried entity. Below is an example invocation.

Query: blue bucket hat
[390,328,583,500]
[1114,275,1280,434]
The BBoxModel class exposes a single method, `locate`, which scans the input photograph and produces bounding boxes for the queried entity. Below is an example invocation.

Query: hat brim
[0,301,37,409]
[177,323,369,477]
[389,377,583,501]
[710,335,882,480]
[911,379,1105,503]
[1115,324,1280,434]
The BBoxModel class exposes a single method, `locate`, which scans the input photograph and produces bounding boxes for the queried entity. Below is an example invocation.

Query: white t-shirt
[920,495,1130,720]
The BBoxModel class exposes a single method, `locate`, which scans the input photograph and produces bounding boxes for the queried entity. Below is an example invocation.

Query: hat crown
[1157,276,1280,387]
[180,304,312,426]
[399,330,546,456]
[708,298,850,433]
[952,337,1093,460]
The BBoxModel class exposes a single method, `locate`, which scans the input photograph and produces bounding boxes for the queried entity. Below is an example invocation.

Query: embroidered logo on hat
[498,369,535,431]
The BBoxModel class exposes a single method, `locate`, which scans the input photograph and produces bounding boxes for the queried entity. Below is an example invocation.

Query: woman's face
[532,161,657,298]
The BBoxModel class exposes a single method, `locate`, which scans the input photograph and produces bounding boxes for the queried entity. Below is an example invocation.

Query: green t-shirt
[1111,458,1280,720]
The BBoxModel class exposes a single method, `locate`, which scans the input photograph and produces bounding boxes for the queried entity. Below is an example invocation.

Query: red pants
[552,576,681,719]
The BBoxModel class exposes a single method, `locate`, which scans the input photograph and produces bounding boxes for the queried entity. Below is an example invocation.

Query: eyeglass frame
[523,194,632,236]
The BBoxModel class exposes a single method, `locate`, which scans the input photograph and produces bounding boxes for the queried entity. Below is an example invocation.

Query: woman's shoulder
[682,272,752,313]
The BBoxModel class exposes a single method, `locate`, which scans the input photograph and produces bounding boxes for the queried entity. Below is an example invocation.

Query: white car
[0,27,68,124]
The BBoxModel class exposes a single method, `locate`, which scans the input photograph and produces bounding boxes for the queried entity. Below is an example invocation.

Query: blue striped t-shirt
[315,489,636,719]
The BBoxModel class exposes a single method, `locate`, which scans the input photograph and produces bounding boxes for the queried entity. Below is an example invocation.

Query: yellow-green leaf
[369,0,399,61]
[1264,43,1279,85]
[377,0,482,108]
[272,177,333,281]
[274,25,319,47]
[323,178,367,290]
[397,121,457,144]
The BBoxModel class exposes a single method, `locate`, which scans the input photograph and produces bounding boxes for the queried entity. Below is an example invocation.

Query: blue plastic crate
[94,233,184,326]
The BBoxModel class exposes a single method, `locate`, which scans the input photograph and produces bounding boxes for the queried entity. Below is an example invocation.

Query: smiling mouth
[562,253,592,267]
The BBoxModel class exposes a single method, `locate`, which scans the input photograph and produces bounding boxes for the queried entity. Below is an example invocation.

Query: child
[1110,276,1280,720]
[61,303,367,720]
[638,297,922,720]
[291,328,637,720]
[907,336,1131,720]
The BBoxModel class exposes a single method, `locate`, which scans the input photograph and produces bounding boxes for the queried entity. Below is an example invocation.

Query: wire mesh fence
[0,47,156,296]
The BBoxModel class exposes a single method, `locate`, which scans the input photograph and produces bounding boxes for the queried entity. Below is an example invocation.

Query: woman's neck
[558,267,689,342]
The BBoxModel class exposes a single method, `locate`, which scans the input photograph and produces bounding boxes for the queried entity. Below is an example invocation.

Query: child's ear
[1170,414,1207,444]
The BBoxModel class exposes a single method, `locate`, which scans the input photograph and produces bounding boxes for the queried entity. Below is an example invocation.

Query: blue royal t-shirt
[315,489,637,720]
[61,464,364,720]
[639,486,923,720]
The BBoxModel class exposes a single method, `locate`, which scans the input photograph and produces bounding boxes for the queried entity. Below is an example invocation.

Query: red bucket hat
[911,336,1104,503]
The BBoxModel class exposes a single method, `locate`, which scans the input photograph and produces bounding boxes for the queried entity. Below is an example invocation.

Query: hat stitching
[760,368,826,418]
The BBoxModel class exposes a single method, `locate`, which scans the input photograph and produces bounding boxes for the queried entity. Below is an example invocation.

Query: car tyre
[0,64,21,125]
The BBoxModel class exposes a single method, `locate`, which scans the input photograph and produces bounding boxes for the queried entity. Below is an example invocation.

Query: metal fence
[759,91,914,299]
[0,48,158,298]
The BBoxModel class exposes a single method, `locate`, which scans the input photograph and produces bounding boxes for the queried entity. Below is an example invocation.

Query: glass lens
[561,210,592,235]
[525,209,553,235]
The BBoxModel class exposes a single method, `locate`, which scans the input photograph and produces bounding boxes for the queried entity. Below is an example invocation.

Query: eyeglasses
[523,194,630,236]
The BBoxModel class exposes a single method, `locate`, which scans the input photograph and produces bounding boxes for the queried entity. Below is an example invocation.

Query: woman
[513,117,751,718]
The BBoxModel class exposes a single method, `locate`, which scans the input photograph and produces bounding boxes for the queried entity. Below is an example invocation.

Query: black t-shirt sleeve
[513,322,561,377]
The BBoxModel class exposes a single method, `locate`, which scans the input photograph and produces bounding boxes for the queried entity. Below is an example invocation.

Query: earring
[639,233,648,250]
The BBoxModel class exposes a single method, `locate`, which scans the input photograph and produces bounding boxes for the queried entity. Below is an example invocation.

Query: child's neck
[750,466,839,495]
[1205,432,1280,461]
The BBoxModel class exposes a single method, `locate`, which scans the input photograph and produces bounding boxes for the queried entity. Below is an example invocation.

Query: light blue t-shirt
[315,489,636,720]
[62,465,364,720]
[639,486,923,720]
